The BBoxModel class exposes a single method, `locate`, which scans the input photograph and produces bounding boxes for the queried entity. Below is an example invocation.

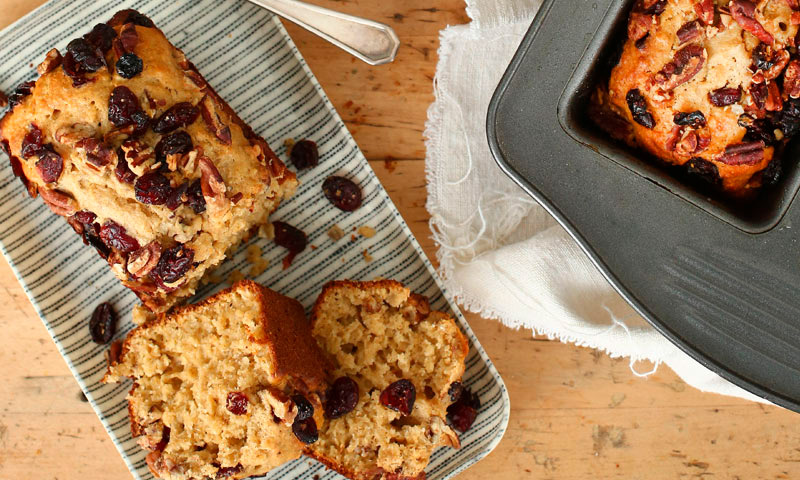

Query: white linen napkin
[424,0,765,402]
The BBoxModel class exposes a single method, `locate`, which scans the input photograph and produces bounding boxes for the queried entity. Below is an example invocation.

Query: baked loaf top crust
[104,280,329,480]
[0,10,297,312]
[308,280,469,480]
[601,0,800,194]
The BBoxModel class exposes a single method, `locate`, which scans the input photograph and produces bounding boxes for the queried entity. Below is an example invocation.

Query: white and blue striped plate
[0,1,509,478]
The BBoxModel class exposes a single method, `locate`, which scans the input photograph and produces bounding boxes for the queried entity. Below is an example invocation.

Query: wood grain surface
[1,1,799,479]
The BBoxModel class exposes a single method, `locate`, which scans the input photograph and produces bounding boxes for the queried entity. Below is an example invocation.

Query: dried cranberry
[116,52,143,79]
[216,465,243,479]
[673,111,706,128]
[379,379,416,416]
[135,172,172,205]
[708,86,742,107]
[35,145,63,183]
[186,180,206,214]
[20,124,44,159]
[131,110,151,135]
[685,157,721,185]
[99,220,140,253]
[7,81,35,109]
[773,98,800,137]
[292,394,314,421]
[65,38,105,73]
[166,182,188,211]
[739,115,776,144]
[226,392,248,415]
[750,82,768,110]
[153,102,200,134]
[448,382,464,402]
[73,210,97,225]
[126,11,155,28]
[446,386,480,433]
[272,221,307,269]
[153,244,194,284]
[625,89,655,129]
[84,226,111,259]
[115,148,137,184]
[84,23,117,53]
[752,43,775,72]
[155,131,193,165]
[292,417,319,444]
[325,376,359,419]
[322,176,363,211]
[108,86,142,127]
[89,302,117,344]
[290,140,319,169]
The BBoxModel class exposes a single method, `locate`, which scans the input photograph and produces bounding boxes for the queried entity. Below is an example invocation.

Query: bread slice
[103,280,329,480]
[308,280,469,480]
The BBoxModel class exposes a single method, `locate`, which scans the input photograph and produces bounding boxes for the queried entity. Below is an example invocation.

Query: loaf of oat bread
[308,280,470,480]
[596,0,800,194]
[0,10,297,312]
[103,280,329,480]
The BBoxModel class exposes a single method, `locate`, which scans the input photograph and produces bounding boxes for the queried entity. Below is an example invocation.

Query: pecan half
[199,95,232,145]
[694,0,715,25]
[39,188,77,216]
[784,60,800,98]
[677,20,703,45]
[198,156,227,208]
[730,0,774,44]
[718,141,765,165]
[37,48,63,75]
[654,44,706,91]
[127,241,162,278]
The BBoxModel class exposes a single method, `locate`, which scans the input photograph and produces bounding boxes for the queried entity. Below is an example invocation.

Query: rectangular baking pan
[488,0,800,411]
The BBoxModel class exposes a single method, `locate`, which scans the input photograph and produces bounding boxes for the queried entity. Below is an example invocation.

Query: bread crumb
[203,269,224,285]
[228,270,245,284]
[310,245,318,250]
[249,258,269,277]
[284,138,295,155]
[327,224,345,241]
[362,249,373,263]
[259,223,275,240]
[131,305,156,326]
[246,244,262,263]
[357,226,376,238]
[351,234,357,242]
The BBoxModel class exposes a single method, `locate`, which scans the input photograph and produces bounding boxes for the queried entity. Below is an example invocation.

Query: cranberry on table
[290,139,319,169]
[379,379,416,416]
[446,385,480,433]
[322,176,363,211]
[226,392,248,415]
[89,302,117,344]
[272,221,307,269]
[325,376,359,419]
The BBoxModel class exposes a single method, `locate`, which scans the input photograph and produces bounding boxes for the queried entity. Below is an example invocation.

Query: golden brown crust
[304,450,425,480]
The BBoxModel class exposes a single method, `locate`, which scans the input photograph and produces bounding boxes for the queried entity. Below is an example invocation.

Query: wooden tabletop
[1,1,799,479]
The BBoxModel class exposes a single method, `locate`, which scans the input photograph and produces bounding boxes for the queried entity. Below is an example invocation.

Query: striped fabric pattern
[0,1,509,479]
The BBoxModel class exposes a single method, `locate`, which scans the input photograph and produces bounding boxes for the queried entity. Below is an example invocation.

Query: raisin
[272,221,307,269]
[135,172,172,205]
[61,53,91,87]
[116,52,143,79]
[99,220,140,253]
[290,139,319,169]
[292,417,318,444]
[186,180,206,214]
[625,89,655,129]
[21,124,44,159]
[126,11,155,28]
[708,87,742,107]
[325,376,359,419]
[89,302,117,344]
[7,81,35,109]
[166,182,188,211]
[155,131,193,165]
[379,379,416,416]
[67,38,106,73]
[322,176,363,211]
[685,157,721,185]
[115,148,137,184]
[84,23,117,53]
[446,386,480,433]
[752,43,774,72]
[448,382,464,402]
[153,102,200,134]
[153,244,194,284]
[108,86,142,127]
[673,111,706,128]
[226,392,248,415]
[292,394,314,421]
[35,145,63,183]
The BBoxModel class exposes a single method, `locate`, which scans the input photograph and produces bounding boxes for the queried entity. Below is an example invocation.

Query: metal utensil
[245,0,400,65]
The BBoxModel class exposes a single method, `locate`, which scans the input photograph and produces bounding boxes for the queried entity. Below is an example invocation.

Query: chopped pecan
[199,95,232,145]
[784,60,800,98]
[628,13,656,42]
[667,127,709,155]
[37,48,62,75]
[753,46,790,80]
[677,20,703,45]
[76,138,115,167]
[259,387,298,426]
[114,23,138,56]
[55,123,95,146]
[145,451,175,478]
[184,70,206,89]
[127,241,162,278]
[694,0,715,25]
[765,81,783,111]
[39,188,77,216]
[718,141,765,165]
[103,124,137,144]
[654,44,706,91]
[198,156,227,208]
[730,0,774,44]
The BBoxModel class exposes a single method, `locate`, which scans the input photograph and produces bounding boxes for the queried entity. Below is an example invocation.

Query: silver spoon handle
[245,0,400,65]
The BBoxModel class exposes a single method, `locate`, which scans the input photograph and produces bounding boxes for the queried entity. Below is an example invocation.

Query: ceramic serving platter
[0,1,510,477]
